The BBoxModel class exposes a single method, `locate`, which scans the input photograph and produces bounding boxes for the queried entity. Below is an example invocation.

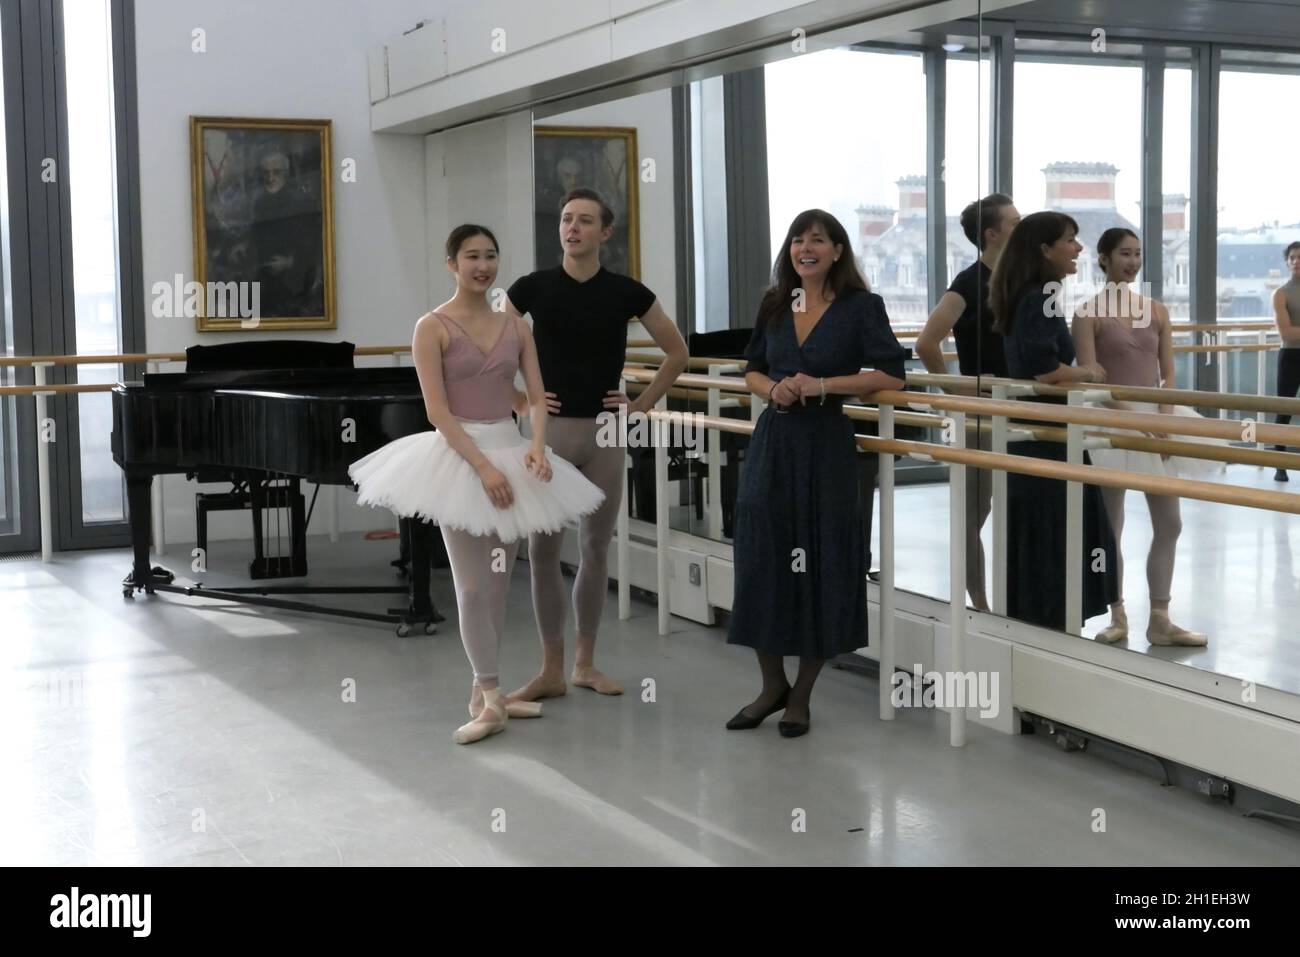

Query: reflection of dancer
[1073,228,1215,647]
[1272,241,1300,482]
[727,210,907,738]
[349,225,604,744]
[507,187,688,702]
[990,211,1118,632]
[916,193,1020,611]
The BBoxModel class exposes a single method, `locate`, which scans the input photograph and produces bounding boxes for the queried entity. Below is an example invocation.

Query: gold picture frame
[533,125,640,279]
[190,116,336,331]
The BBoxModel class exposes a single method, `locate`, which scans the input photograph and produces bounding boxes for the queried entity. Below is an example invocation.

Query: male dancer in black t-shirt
[915,192,1020,611]
[507,187,688,699]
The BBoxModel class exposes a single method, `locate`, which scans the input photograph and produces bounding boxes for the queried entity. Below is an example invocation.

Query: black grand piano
[111,341,446,635]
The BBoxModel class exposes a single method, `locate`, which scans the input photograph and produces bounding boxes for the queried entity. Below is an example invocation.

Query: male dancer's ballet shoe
[1146,611,1207,647]
[453,688,507,745]
[509,673,568,702]
[1094,606,1129,644]
[726,687,790,730]
[571,667,623,695]
[469,682,543,719]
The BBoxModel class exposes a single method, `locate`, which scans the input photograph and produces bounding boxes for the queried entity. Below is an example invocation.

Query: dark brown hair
[990,211,1079,335]
[445,224,499,261]
[1097,227,1140,274]
[754,209,869,331]
[960,193,1015,250]
[1285,241,1300,259]
[561,187,614,229]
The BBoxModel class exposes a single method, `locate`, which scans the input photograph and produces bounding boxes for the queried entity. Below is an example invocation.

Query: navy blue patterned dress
[727,289,908,658]
[1003,288,1119,629]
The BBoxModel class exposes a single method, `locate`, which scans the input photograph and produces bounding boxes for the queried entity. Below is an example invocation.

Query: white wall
[134,0,440,544]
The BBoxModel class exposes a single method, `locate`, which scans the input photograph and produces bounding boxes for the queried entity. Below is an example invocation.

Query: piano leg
[123,471,174,596]
[397,518,444,633]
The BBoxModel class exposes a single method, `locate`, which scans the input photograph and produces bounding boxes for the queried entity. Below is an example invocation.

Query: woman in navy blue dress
[989,211,1118,630]
[726,209,908,738]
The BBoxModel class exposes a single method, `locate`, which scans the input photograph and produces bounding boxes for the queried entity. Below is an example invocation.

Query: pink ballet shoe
[470,682,542,719]
[454,688,507,744]
[1146,610,1207,647]
[1094,606,1128,644]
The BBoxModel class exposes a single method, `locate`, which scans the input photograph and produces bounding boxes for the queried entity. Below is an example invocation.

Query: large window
[1216,61,1300,322]
[765,48,930,323]
[65,0,125,524]
[1013,46,1144,318]
[1161,63,1192,319]
[944,50,992,287]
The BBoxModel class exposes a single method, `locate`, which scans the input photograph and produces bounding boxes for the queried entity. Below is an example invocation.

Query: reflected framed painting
[533,125,640,279]
[189,116,336,331]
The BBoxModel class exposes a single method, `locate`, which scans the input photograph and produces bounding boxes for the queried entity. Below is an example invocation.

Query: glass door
[0,0,141,556]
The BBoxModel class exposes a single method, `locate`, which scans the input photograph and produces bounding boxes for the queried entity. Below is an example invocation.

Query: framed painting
[534,125,640,278]
[189,116,336,331]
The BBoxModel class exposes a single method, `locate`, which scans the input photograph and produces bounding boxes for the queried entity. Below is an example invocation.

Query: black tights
[745,652,825,721]
[1275,349,1300,462]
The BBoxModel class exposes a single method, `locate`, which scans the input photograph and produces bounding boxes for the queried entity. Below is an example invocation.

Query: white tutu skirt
[1084,401,1227,481]
[347,418,605,542]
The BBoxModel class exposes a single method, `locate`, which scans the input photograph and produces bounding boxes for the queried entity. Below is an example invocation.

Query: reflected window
[1013,48,1143,318]
[765,48,929,324]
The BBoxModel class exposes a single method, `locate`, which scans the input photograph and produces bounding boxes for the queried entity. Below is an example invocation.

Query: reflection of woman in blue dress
[726,210,908,738]
[990,211,1118,632]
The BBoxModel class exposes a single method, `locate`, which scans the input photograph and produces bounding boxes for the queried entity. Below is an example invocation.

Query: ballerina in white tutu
[1072,227,1216,647]
[349,224,604,744]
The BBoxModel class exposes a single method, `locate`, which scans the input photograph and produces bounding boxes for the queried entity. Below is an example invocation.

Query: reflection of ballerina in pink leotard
[1072,228,1216,647]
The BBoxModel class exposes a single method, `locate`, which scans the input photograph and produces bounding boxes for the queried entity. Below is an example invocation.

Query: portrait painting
[190,116,336,331]
[534,126,640,278]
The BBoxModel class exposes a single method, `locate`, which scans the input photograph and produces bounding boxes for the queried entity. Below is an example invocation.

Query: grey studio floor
[3,486,1299,866]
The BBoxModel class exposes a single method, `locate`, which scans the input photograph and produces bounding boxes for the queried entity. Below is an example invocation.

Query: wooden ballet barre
[1173,342,1275,354]
[647,409,1300,516]
[1028,425,1300,470]
[0,382,118,397]
[908,371,1300,417]
[871,388,1300,445]
[629,368,1300,466]
[629,367,1300,427]
[0,351,185,367]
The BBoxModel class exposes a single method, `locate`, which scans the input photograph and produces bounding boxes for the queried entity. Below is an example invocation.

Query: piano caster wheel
[424,621,437,635]
[396,622,413,637]
[122,586,134,599]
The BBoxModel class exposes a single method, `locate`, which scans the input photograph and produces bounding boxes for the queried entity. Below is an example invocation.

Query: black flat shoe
[778,713,810,738]
[726,688,790,730]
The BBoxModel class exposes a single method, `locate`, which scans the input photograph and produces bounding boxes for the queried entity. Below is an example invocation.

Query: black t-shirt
[947,259,1008,377]
[507,266,657,417]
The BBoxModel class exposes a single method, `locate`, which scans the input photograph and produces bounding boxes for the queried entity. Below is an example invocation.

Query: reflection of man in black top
[914,192,1021,612]
[506,187,688,702]
[252,149,323,317]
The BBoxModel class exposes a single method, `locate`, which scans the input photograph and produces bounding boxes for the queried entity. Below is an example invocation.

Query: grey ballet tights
[1100,486,1182,605]
[528,416,625,647]
[440,527,520,690]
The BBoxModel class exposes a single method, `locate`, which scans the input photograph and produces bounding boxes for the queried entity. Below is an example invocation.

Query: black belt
[772,396,844,416]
